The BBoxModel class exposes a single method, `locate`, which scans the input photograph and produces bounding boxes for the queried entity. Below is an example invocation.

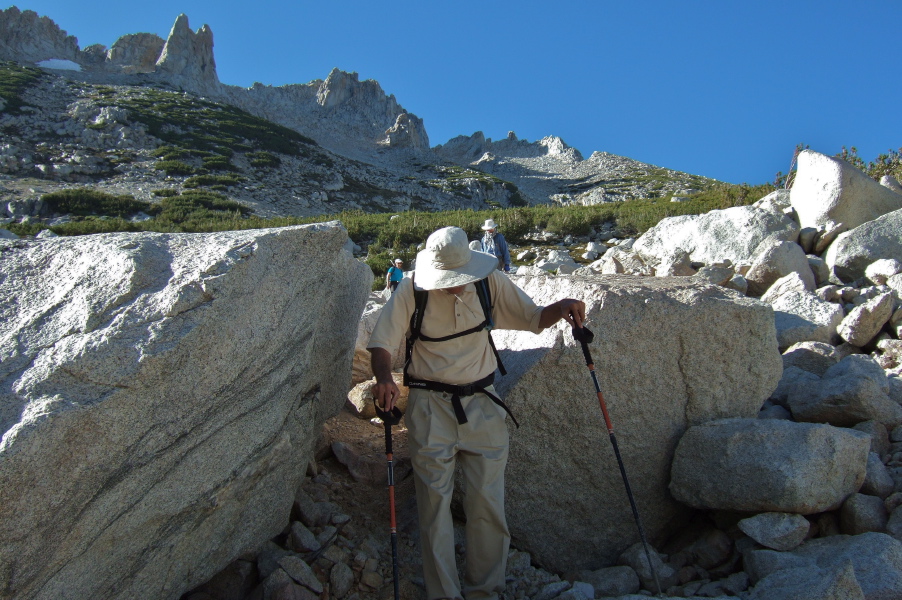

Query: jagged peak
[0,6,80,63]
[171,13,191,33]
[155,13,218,90]
[317,68,393,109]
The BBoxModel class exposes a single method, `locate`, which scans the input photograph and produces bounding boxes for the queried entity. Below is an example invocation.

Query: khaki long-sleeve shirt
[367,270,544,385]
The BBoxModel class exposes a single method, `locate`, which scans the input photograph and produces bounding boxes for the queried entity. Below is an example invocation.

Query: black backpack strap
[474,278,495,330]
[475,277,507,376]
[487,334,506,376]
[403,276,428,387]
[404,276,507,385]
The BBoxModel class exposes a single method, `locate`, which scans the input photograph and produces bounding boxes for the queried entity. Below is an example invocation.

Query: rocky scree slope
[0,62,526,219]
[0,6,716,222]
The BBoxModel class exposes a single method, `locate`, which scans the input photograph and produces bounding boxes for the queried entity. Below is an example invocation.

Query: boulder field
[4,147,902,599]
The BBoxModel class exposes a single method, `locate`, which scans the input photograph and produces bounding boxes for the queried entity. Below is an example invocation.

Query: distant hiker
[386,258,404,294]
[368,226,585,600]
[479,219,511,273]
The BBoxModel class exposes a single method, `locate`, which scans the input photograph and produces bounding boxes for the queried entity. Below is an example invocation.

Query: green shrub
[201,155,237,172]
[41,189,150,218]
[151,145,191,160]
[836,145,902,182]
[48,218,146,236]
[0,62,43,113]
[155,160,196,176]
[183,173,245,188]
[19,182,779,260]
[151,190,250,224]
[110,89,317,158]
[247,151,281,168]
[6,221,43,236]
[153,188,180,197]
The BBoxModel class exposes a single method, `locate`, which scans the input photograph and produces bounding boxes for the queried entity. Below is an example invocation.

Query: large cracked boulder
[633,204,799,268]
[790,150,902,233]
[0,224,371,600]
[492,275,782,572]
[670,419,869,514]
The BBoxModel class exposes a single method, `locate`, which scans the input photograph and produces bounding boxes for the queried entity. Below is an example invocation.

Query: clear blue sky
[8,1,902,184]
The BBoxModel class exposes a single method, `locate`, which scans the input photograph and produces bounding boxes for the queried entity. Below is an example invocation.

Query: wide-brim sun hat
[481,219,498,230]
[414,226,497,290]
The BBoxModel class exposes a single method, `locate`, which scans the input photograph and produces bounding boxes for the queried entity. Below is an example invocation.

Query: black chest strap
[403,277,507,384]
[406,373,519,428]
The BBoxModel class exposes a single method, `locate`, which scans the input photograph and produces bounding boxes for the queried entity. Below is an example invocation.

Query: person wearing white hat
[367,226,585,600]
[479,219,511,273]
[385,258,405,294]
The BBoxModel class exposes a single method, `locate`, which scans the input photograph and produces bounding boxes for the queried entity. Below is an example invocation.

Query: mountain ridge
[0,6,718,218]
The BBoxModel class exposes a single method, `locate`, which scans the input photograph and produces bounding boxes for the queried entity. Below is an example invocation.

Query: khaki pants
[406,386,510,600]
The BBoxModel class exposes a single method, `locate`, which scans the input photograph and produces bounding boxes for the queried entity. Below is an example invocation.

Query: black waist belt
[406,373,519,428]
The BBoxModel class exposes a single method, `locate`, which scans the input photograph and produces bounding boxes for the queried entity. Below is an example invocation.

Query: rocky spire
[155,14,219,93]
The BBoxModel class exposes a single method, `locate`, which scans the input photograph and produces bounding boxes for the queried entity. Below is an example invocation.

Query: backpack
[402,277,517,427]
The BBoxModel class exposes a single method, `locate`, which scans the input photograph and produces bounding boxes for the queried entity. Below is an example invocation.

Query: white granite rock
[861,452,895,499]
[865,259,902,286]
[787,354,902,427]
[634,205,799,268]
[881,174,902,194]
[790,150,902,233]
[670,418,869,513]
[746,240,815,297]
[840,493,888,534]
[770,291,845,349]
[781,341,840,376]
[0,224,371,600]
[837,292,895,347]
[824,209,902,283]
[494,275,781,572]
[762,272,811,304]
[747,562,864,600]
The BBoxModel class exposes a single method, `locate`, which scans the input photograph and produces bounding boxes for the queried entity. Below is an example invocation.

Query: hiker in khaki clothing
[368,227,585,600]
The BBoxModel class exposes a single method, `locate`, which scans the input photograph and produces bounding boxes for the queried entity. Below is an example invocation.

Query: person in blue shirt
[385,258,404,293]
[479,219,511,273]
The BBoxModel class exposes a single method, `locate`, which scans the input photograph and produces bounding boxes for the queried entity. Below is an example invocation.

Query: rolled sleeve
[367,277,414,353]
[489,271,544,333]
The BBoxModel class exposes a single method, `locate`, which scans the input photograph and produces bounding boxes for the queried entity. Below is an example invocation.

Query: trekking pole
[374,403,404,600]
[572,325,663,596]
